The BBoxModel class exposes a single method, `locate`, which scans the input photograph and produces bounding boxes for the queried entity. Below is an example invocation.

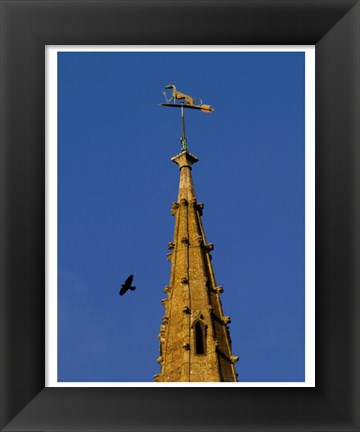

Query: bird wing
[119,285,127,296]
[124,274,133,286]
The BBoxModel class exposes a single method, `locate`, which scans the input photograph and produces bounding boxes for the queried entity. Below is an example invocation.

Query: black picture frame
[1,1,359,431]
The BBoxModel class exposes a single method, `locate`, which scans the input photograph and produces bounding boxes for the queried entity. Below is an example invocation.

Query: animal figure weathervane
[160,83,214,151]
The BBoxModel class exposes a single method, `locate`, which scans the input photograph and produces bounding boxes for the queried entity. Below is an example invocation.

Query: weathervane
[160,83,214,151]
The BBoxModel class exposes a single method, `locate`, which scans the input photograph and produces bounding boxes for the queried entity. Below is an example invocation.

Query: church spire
[154,149,238,382]
[155,85,238,382]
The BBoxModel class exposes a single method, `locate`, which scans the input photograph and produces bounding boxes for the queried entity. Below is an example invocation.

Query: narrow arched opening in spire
[194,321,206,355]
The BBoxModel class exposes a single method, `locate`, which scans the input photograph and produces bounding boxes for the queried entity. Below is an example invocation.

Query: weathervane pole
[180,105,187,151]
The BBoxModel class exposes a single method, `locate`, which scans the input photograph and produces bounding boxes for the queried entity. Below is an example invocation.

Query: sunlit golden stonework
[154,149,239,382]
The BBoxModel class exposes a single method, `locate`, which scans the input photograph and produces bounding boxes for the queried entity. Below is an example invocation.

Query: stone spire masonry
[154,149,239,382]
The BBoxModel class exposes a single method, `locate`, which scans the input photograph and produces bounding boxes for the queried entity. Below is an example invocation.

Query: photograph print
[47,47,314,385]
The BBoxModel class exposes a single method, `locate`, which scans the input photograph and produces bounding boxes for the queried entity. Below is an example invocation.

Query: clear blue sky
[57,51,305,382]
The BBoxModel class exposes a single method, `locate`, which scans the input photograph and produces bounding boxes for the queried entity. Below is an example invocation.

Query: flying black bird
[119,274,136,296]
